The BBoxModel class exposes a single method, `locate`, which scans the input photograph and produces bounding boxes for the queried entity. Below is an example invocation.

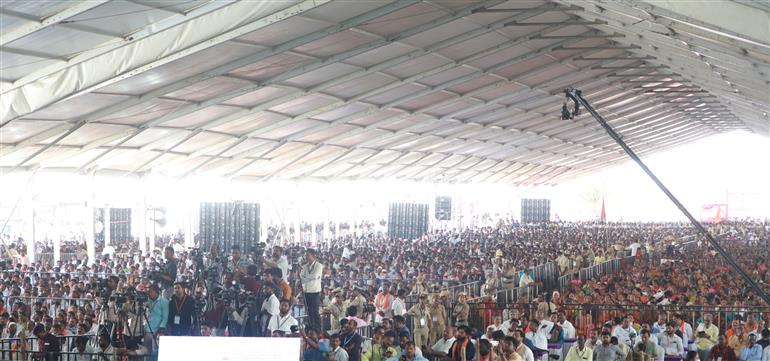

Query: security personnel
[453,292,470,327]
[323,288,345,332]
[429,293,447,345]
[407,293,431,348]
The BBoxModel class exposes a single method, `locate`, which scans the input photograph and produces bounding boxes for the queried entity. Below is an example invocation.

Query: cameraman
[300,248,323,331]
[261,246,290,282]
[230,245,249,282]
[167,282,195,336]
[159,246,178,299]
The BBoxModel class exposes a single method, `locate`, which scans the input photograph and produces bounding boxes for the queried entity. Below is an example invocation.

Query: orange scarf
[375,293,391,310]
[450,338,470,361]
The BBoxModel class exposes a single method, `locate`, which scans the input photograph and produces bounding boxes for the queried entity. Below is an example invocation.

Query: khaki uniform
[429,303,447,345]
[407,304,431,348]
[453,302,470,327]
[324,301,345,332]
[350,295,367,318]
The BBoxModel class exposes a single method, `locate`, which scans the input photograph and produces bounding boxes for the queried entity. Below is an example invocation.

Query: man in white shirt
[502,309,523,336]
[696,314,719,344]
[254,281,279,334]
[423,327,456,359]
[557,312,577,339]
[659,322,685,357]
[612,317,635,348]
[300,248,324,331]
[674,314,694,346]
[262,246,290,282]
[525,319,553,353]
[761,341,769,361]
[268,299,298,334]
[652,314,667,335]
[330,333,350,361]
[392,289,407,317]
[514,330,536,361]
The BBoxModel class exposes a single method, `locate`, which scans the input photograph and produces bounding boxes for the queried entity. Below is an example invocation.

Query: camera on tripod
[288,246,305,267]
[363,303,376,314]
[110,286,149,306]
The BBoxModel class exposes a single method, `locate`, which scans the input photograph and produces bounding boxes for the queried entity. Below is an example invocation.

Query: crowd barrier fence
[557,255,635,290]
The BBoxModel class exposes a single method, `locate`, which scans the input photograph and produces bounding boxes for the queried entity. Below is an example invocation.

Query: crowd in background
[0,220,768,361]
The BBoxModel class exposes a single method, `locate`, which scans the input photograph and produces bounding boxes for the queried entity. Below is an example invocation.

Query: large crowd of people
[0,220,767,361]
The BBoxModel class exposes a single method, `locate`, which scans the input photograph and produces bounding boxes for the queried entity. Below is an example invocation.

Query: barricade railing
[35,252,82,267]
[0,334,150,361]
[531,261,559,291]
[557,255,634,290]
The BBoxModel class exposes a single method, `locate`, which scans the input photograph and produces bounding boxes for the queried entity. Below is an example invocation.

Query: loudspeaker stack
[388,202,429,240]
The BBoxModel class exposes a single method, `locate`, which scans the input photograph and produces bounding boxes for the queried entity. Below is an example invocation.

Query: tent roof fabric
[1,0,768,185]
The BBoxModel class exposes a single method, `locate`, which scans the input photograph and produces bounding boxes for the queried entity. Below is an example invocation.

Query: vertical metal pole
[565,88,770,307]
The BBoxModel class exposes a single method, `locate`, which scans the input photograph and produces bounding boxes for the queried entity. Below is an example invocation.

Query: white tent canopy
[1,0,768,186]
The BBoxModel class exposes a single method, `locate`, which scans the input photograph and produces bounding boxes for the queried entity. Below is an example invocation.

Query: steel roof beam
[0,2,111,46]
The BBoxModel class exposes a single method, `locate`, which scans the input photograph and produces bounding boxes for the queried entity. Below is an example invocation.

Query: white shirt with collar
[432,336,456,354]
[334,346,349,361]
[560,320,577,339]
[268,312,298,333]
[659,333,684,356]
[300,261,324,293]
[527,320,553,350]
[261,293,280,316]
[517,343,536,361]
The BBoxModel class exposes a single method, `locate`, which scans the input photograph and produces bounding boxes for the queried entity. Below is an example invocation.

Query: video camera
[110,286,149,306]
[287,246,305,267]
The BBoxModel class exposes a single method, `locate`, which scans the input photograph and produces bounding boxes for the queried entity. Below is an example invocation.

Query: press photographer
[167,282,195,336]
[260,245,290,282]
[159,246,178,299]
[299,248,323,331]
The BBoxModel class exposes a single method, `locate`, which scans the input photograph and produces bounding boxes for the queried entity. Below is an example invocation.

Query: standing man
[167,282,195,336]
[301,248,324,331]
[261,246,290,282]
[408,294,432,349]
[340,319,364,361]
[145,284,168,356]
[159,246,178,299]
[392,289,407,318]
[428,294,447,346]
[374,287,393,324]
[453,292,470,327]
[324,288,345,332]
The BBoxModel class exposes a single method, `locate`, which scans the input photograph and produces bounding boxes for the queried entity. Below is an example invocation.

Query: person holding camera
[300,248,324,331]
[167,282,195,336]
[261,246,290,282]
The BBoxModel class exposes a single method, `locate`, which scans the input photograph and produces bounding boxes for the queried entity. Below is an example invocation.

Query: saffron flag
[701,204,728,223]
[599,198,606,222]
